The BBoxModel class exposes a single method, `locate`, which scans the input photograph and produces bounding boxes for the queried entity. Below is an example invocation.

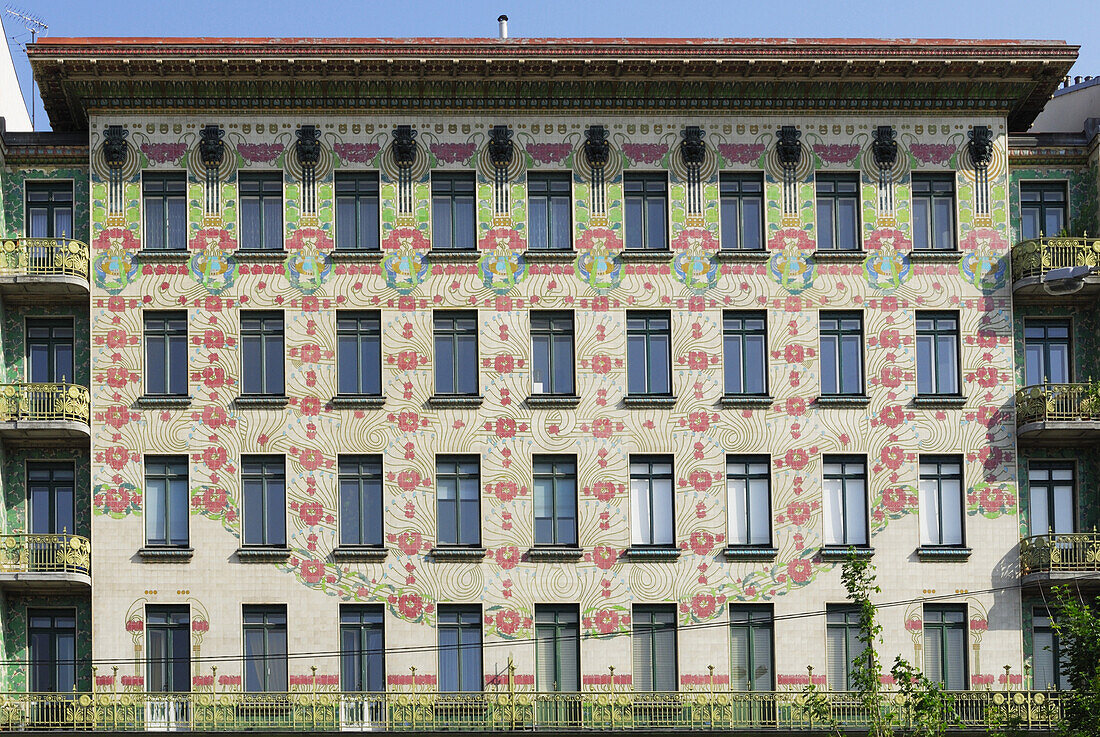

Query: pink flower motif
[296,447,324,471]
[591,609,621,635]
[189,227,235,252]
[576,227,623,253]
[688,530,716,556]
[237,142,284,163]
[397,594,424,620]
[299,502,324,526]
[670,227,719,253]
[494,546,521,569]
[394,531,424,556]
[784,344,806,364]
[591,546,618,570]
[382,227,431,252]
[591,354,612,374]
[959,227,1008,254]
[104,446,130,471]
[395,411,420,433]
[690,594,718,619]
[125,619,144,633]
[395,470,422,492]
[333,143,380,164]
[494,417,517,438]
[768,227,815,252]
[299,396,322,416]
[591,418,613,439]
[787,559,813,584]
[813,143,860,164]
[93,227,140,252]
[973,366,999,388]
[140,142,187,164]
[478,227,525,252]
[905,617,924,632]
[300,560,325,584]
[866,227,912,253]
[287,227,333,253]
[622,143,668,165]
[430,143,476,164]
[910,143,956,165]
[786,501,812,526]
[687,410,712,433]
[878,405,905,429]
[686,351,709,371]
[590,481,616,502]
[526,143,573,164]
[880,445,906,471]
[202,446,228,470]
[494,609,522,636]
[494,355,514,374]
[717,143,765,165]
[878,329,901,349]
[783,448,810,471]
[880,487,907,513]
[785,397,807,417]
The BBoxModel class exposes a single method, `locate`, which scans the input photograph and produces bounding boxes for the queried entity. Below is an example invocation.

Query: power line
[10,572,1097,669]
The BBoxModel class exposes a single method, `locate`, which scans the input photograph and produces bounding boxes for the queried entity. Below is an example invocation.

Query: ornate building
[0,34,1090,732]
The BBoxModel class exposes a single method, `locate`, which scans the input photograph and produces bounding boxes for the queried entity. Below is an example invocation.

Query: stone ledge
[619,249,673,262]
[137,547,194,563]
[523,250,576,263]
[525,547,585,563]
[718,394,773,410]
[911,395,968,409]
[908,249,963,262]
[332,547,390,563]
[236,547,292,563]
[329,395,387,410]
[426,249,480,263]
[429,547,487,562]
[133,395,193,410]
[622,394,678,409]
[622,547,681,562]
[526,394,581,409]
[714,249,768,263]
[819,547,875,562]
[722,546,779,561]
[426,394,484,410]
[916,546,972,562]
[814,395,871,408]
[135,249,190,262]
[812,250,865,262]
[329,249,384,262]
[234,395,290,409]
[233,250,287,261]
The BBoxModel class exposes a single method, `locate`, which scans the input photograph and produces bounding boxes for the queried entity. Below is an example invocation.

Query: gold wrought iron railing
[0,534,90,576]
[0,689,1063,732]
[1015,383,1100,427]
[1020,532,1100,575]
[0,383,90,426]
[0,238,90,281]
[1011,234,1100,282]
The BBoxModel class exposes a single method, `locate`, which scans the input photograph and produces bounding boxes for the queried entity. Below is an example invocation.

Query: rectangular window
[533,456,577,547]
[432,173,476,250]
[535,605,579,692]
[531,312,574,395]
[1024,319,1071,386]
[915,312,960,396]
[624,174,668,250]
[340,605,385,692]
[339,455,383,547]
[630,456,674,547]
[1033,608,1070,690]
[337,312,382,396]
[147,606,190,692]
[1028,461,1075,535]
[142,173,187,251]
[727,456,771,547]
[723,312,767,396]
[145,456,189,548]
[816,174,861,251]
[729,605,774,691]
[27,462,74,536]
[627,311,671,395]
[239,172,284,251]
[820,312,863,396]
[336,173,380,251]
[632,605,677,691]
[823,456,868,548]
[912,174,956,251]
[144,311,188,396]
[720,174,764,251]
[28,609,76,693]
[25,181,73,238]
[528,173,572,251]
[438,605,482,692]
[243,605,287,692]
[242,456,286,547]
[918,456,963,547]
[241,312,284,396]
[434,312,478,395]
[27,318,74,384]
[923,606,967,690]
[437,456,480,547]
[826,605,866,690]
[1020,182,1068,240]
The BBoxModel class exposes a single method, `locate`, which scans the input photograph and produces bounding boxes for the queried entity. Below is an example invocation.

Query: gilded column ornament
[102,125,129,226]
[584,125,610,226]
[392,125,418,222]
[296,124,322,225]
[873,125,898,224]
[776,126,802,225]
[199,124,225,225]
[681,126,706,226]
[488,125,514,226]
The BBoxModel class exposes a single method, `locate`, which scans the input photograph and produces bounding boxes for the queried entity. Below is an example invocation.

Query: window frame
[28,607,77,694]
[534,604,580,692]
[911,173,957,251]
[241,455,287,548]
[729,605,774,691]
[815,173,862,251]
[24,180,74,239]
[338,455,384,548]
[532,455,578,548]
[336,311,383,397]
[1020,181,1069,240]
[146,605,191,693]
[1023,319,1072,386]
[238,171,284,251]
[624,173,669,251]
[918,455,964,548]
[436,456,481,548]
[630,456,675,548]
[527,172,573,252]
[822,455,869,549]
[825,605,867,690]
[719,173,765,251]
[632,604,677,692]
[1027,460,1076,536]
[27,461,75,537]
[915,311,961,397]
[431,173,477,251]
[335,172,381,251]
[242,605,288,693]
[530,311,575,396]
[723,311,768,396]
[142,172,188,251]
[433,311,479,396]
[144,456,190,548]
[819,311,864,396]
[26,317,75,385]
[340,604,385,693]
[437,604,483,693]
[922,605,968,690]
[626,311,672,396]
[1032,607,1070,690]
[144,311,188,397]
[240,311,285,396]
[726,455,772,548]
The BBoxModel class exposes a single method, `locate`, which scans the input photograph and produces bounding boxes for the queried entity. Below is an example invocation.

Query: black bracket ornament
[488,125,514,169]
[968,126,994,169]
[776,126,802,170]
[199,125,225,169]
[392,125,418,168]
[584,125,610,169]
[103,125,129,168]
[872,125,897,170]
[295,125,322,168]
[681,126,706,167]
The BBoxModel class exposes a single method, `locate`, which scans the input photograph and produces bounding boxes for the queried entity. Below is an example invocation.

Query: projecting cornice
[25,37,1078,132]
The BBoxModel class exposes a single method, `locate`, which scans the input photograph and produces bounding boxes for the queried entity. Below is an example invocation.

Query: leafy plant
[1052,586,1100,737]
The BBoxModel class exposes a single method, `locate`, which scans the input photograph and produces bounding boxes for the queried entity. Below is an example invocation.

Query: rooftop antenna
[5,5,47,130]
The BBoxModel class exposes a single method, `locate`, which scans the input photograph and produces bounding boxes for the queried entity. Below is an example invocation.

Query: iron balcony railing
[0,238,90,281]
[0,383,90,426]
[1015,383,1100,427]
[0,689,1062,732]
[1020,532,1100,576]
[0,534,91,577]
[1011,234,1100,282]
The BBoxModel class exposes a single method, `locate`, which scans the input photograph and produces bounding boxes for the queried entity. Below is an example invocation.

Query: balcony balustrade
[1015,383,1100,444]
[0,238,90,300]
[1020,532,1100,585]
[0,688,1063,733]
[0,383,90,441]
[0,533,91,590]
[1011,235,1100,301]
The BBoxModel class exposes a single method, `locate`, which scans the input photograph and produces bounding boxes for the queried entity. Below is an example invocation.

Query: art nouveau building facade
[0,35,1091,732]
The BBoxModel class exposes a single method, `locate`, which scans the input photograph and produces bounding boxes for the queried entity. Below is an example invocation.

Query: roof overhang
[25,37,1078,132]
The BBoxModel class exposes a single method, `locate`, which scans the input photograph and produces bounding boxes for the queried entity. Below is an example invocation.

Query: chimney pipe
[1075,76,1082,84]
[498,15,508,39]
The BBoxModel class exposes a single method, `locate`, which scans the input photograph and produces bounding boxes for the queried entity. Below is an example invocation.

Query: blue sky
[5,0,1096,131]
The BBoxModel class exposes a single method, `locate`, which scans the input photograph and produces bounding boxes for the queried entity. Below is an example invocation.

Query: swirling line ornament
[767,227,816,294]
[671,228,720,292]
[958,227,1009,291]
[863,228,912,290]
[188,228,238,294]
[92,227,140,293]
[574,227,623,292]
[381,227,430,294]
[285,227,334,294]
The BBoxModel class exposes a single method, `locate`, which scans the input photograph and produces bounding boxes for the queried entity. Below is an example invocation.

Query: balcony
[0,689,1062,733]
[1015,383,1100,445]
[1020,532,1100,588]
[0,534,91,590]
[1011,235,1100,302]
[0,238,90,302]
[0,383,90,442]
